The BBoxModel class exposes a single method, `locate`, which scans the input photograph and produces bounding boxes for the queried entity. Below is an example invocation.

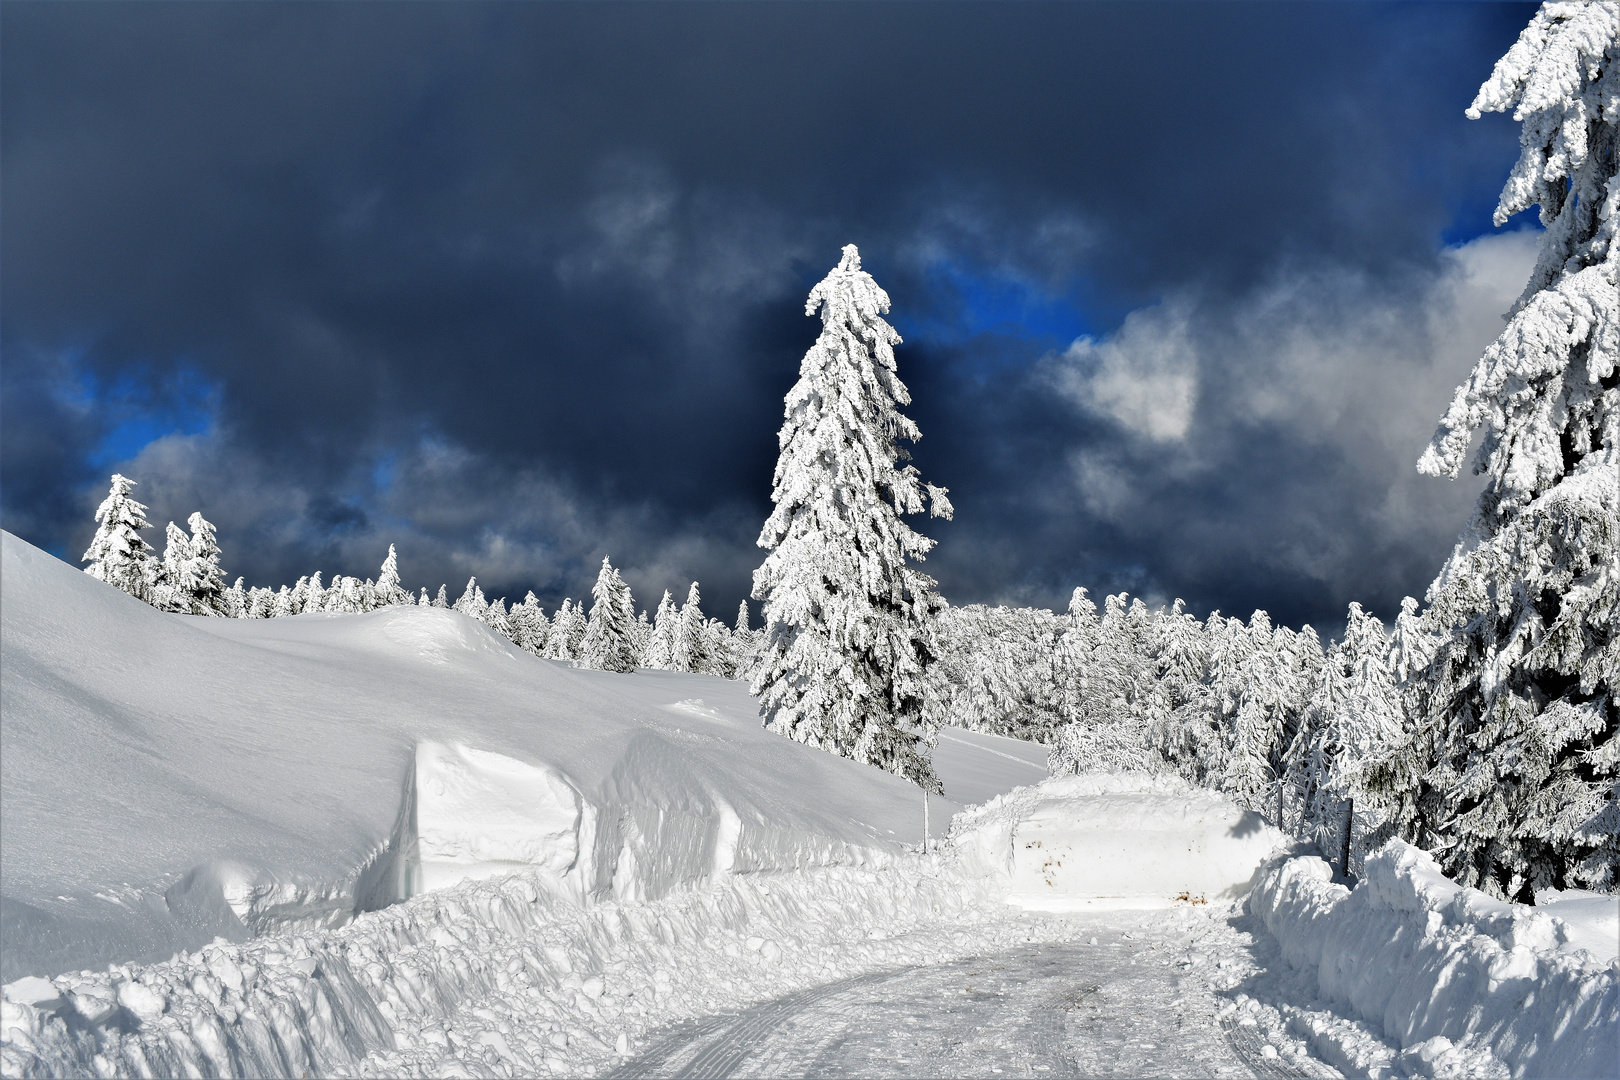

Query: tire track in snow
[611,968,901,1079]
[611,941,1288,1079]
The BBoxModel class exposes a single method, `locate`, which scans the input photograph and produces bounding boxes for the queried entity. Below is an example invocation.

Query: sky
[1,1,1540,634]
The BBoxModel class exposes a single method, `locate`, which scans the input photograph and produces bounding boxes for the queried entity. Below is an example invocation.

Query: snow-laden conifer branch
[1394,1,1619,899]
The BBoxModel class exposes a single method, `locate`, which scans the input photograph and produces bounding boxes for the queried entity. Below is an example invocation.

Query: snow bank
[1251,840,1619,1079]
[0,852,1044,1079]
[949,773,1289,910]
[0,532,1034,981]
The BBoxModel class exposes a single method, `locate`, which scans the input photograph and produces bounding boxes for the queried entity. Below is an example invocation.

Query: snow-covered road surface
[614,921,1335,1080]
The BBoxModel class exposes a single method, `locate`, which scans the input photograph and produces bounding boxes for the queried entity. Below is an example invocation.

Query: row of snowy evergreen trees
[927,589,1403,877]
[80,475,755,677]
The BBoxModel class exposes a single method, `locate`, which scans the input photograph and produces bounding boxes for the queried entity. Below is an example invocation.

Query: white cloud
[1048,302,1199,442]
[1028,232,1540,614]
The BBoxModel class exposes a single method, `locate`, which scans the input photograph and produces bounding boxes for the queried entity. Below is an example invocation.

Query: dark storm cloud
[1,1,1535,627]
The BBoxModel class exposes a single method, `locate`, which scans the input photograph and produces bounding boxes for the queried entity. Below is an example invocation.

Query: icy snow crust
[1252,842,1619,1079]
[0,531,955,981]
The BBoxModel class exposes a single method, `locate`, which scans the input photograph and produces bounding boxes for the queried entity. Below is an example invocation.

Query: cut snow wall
[356,737,895,915]
[589,732,889,904]
[1251,841,1620,1079]
[356,742,592,910]
[951,773,1289,909]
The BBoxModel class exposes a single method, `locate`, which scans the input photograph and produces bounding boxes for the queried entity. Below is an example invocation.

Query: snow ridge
[1251,840,1619,1078]
[1,856,1034,1079]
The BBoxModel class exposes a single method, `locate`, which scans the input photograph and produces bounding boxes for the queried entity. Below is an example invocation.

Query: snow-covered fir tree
[152,521,192,613]
[484,595,513,639]
[546,599,587,661]
[702,617,739,679]
[1149,600,1216,783]
[1291,603,1405,876]
[581,556,639,673]
[1049,594,1160,776]
[433,584,449,609]
[633,609,652,660]
[376,545,406,606]
[306,572,326,613]
[417,587,430,607]
[453,577,487,622]
[671,582,709,675]
[82,474,156,601]
[751,245,954,791]
[1380,2,1619,899]
[509,592,549,654]
[223,577,247,618]
[178,512,228,615]
[642,590,678,670]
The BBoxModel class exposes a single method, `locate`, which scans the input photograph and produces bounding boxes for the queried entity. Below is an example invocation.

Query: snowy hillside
[0,530,1036,982]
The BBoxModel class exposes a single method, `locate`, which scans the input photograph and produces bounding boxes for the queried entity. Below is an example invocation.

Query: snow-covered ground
[1,530,1003,981]
[3,530,1616,1079]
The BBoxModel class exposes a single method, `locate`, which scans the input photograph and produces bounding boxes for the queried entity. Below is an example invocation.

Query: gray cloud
[2,2,1539,629]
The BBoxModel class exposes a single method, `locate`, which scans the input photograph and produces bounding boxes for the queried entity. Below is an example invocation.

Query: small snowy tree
[485,595,513,639]
[376,545,407,606]
[671,582,710,674]
[510,592,550,654]
[453,577,487,622]
[1388,2,1619,899]
[752,245,953,791]
[151,521,191,613]
[1292,603,1405,877]
[82,474,156,601]
[642,590,678,669]
[179,512,227,615]
[223,577,247,618]
[306,571,326,613]
[1149,600,1217,782]
[546,598,587,661]
[581,556,639,672]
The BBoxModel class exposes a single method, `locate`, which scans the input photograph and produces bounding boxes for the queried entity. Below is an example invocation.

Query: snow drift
[1252,841,1619,1078]
[0,531,992,982]
[949,773,1290,909]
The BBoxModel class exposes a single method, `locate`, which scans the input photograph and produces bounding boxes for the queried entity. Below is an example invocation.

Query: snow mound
[1,532,1045,981]
[1252,840,1619,1079]
[0,532,962,980]
[949,773,1290,909]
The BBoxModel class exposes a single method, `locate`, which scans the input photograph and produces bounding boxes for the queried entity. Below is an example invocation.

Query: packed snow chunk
[951,773,1288,909]
[363,741,585,906]
[1252,840,1620,1080]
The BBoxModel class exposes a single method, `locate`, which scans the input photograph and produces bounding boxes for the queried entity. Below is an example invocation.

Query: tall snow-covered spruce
[1379,1,1618,899]
[752,244,953,791]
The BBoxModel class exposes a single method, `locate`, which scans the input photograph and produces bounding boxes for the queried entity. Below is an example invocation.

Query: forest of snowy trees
[79,475,757,678]
[75,3,1615,904]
